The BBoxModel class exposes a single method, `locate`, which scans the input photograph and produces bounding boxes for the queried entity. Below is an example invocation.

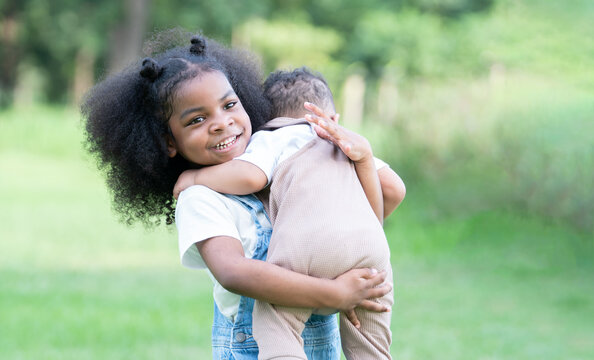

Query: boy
[174,67,403,359]
[261,67,405,219]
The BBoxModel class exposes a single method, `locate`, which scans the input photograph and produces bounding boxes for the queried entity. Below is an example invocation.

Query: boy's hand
[173,169,200,199]
[304,102,373,164]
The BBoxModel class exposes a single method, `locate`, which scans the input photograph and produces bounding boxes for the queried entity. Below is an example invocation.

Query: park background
[0,0,592,358]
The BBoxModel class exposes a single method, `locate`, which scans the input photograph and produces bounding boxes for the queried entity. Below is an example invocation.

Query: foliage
[348,10,446,78]
[363,74,594,234]
[0,0,530,106]
[1,0,591,231]
[3,0,121,103]
[234,17,343,73]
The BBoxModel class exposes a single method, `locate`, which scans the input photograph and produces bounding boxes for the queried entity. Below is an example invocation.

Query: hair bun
[140,57,161,81]
[190,35,206,55]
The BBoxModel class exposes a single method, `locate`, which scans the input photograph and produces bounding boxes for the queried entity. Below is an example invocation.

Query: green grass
[387,203,593,359]
[1,106,592,359]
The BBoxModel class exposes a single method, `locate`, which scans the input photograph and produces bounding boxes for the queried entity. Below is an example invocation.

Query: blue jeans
[211,195,340,359]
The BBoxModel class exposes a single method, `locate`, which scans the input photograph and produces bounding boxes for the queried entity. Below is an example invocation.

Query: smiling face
[167,70,252,166]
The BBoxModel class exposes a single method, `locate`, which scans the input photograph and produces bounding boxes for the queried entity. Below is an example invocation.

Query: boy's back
[250,116,393,359]
[260,117,389,276]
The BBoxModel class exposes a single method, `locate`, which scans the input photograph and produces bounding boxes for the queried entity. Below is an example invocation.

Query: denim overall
[211,194,340,359]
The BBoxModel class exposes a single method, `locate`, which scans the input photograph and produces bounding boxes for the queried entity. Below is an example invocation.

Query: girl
[173,66,396,359]
[82,31,391,359]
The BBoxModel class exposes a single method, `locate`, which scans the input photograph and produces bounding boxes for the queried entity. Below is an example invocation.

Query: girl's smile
[167,71,252,166]
[213,134,241,151]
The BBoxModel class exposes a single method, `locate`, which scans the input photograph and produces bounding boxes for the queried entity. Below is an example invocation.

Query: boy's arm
[378,166,406,218]
[352,156,384,223]
[304,102,383,222]
[198,235,391,313]
[173,160,267,199]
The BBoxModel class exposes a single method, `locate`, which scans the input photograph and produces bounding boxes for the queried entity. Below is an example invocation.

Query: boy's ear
[166,135,177,158]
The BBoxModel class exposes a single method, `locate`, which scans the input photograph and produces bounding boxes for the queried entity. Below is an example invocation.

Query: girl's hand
[330,268,392,327]
[304,102,373,164]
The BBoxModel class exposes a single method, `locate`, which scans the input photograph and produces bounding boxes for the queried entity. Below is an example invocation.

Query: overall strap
[225,194,271,227]
[212,195,339,356]
[224,194,272,329]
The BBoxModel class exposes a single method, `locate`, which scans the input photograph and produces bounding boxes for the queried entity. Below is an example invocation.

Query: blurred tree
[150,0,272,43]
[0,0,499,108]
[108,0,150,74]
[405,0,494,18]
[18,0,122,104]
[0,0,25,107]
[348,10,443,78]
[234,17,343,73]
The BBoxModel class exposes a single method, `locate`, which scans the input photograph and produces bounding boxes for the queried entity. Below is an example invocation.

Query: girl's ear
[166,136,177,158]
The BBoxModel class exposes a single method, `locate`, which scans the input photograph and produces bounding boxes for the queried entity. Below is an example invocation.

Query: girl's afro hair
[81,29,271,227]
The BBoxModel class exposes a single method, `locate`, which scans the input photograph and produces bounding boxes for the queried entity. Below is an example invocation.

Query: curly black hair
[81,30,271,227]
[263,66,335,119]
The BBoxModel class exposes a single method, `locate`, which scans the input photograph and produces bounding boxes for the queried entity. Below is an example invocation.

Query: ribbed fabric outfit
[253,118,393,360]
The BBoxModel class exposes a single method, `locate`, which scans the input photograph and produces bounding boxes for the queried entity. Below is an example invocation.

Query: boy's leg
[339,268,394,360]
[253,300,313,360]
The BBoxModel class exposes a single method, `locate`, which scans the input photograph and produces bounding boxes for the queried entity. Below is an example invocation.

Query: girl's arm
[173,160,267,199]
[198,235,391,312]
[304,102,384,223]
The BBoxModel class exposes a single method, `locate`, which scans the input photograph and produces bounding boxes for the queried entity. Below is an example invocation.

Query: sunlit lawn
[1,107,592,359]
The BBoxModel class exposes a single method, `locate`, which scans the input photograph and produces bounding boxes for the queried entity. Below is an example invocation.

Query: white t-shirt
[176,185,270,320]
[236,124,388,184]
[176,125,388,320]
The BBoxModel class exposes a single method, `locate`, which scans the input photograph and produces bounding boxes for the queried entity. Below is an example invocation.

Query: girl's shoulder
[176,185,259,225]
[176,185,236,218]
[177,184,225,202]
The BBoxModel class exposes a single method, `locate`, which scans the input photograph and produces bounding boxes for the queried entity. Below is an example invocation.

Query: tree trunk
[0,12,20,107]
[377,73,399,124]
[72,49,95,106]
[341,73,366,127]
[108,0,150,74]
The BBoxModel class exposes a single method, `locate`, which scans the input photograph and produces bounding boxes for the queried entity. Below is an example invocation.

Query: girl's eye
[224,101,237,110]
[188,116,205,126]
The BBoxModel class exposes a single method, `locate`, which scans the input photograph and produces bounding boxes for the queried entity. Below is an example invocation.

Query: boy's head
[263,67,336,119]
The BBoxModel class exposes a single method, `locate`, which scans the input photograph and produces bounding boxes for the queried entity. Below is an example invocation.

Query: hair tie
[190,36,206,55]
[140,57,161,81]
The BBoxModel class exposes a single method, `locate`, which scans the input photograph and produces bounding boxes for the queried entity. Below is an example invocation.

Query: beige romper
[252,118,394,360]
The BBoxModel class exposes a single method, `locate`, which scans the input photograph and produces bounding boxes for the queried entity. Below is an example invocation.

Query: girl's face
[167,71,252,166]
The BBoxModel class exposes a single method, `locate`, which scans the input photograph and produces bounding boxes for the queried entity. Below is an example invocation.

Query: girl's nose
[209,114,234,133]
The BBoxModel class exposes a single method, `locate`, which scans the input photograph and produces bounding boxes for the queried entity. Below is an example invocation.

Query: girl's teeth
[215,136,237,150]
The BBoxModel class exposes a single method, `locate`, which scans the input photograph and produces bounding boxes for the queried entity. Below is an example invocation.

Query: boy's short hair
[263,67,336,119]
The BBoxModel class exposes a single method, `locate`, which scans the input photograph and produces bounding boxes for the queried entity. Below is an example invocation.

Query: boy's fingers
[307,114,342,140]
[313,124,331,140]
[306,114,354,154]
[306,114,338,140]
[305,113,326,126]
[304,102,329,119]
